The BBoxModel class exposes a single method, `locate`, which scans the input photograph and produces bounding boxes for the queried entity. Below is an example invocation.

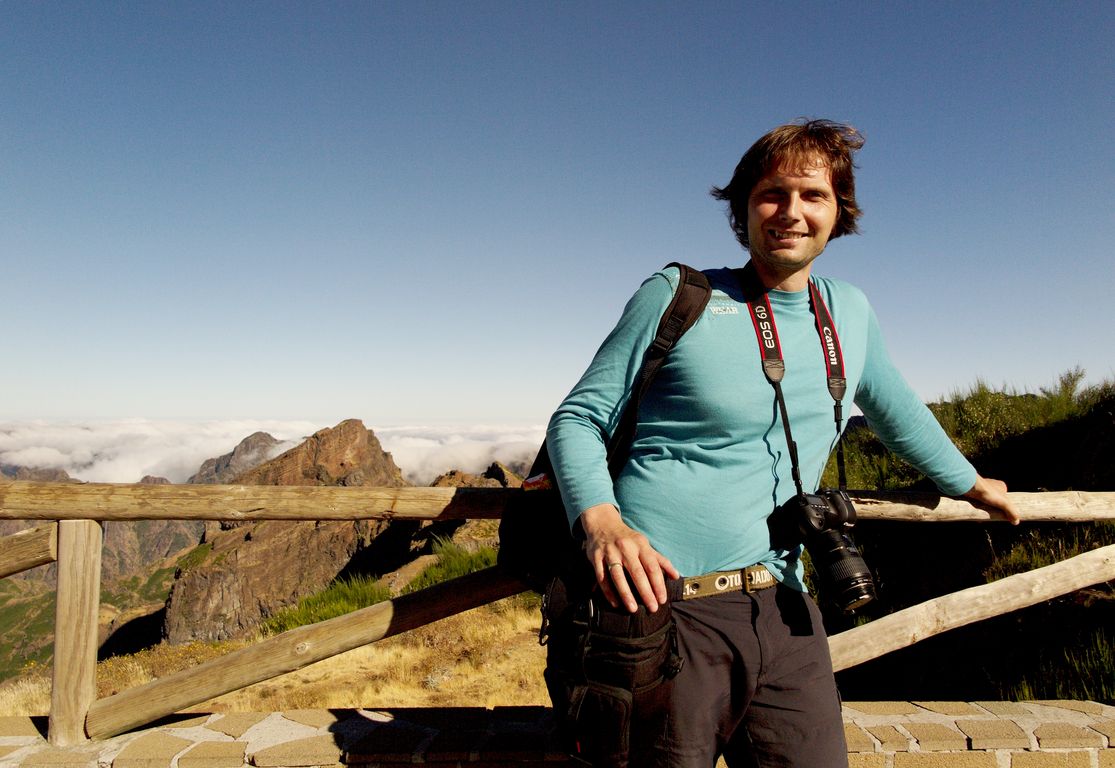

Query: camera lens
[805,529,876,613]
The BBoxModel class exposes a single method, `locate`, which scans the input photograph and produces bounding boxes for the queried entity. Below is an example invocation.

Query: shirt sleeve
[854,303,977,497]
[546,270,676,527]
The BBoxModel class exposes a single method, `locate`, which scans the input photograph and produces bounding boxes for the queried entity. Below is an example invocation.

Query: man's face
[746,158,839,283]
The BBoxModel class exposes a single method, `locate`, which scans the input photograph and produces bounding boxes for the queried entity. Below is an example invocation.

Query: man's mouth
[769,229,806,241]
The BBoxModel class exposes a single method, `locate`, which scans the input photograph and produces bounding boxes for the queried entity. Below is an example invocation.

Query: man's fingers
[609,562,639,612]
[597,567,621,609]
[622,560,661,613]
[640,558,669,608]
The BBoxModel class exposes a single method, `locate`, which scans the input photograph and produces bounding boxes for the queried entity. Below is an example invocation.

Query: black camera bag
[541,571,682,767]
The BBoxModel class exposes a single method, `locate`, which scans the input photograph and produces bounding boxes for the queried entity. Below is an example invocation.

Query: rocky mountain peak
[430,462,523,489]
[188,431,283,484]
[231,419,406,487]
[163,419,409,644]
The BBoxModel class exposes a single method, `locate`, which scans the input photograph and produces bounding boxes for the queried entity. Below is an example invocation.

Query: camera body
[780,488,876,613]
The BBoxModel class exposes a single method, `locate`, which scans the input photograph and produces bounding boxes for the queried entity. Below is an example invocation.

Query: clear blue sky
[4,1,1113,426]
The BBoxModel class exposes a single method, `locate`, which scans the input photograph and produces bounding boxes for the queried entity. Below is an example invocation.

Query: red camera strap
[737,264,849,493]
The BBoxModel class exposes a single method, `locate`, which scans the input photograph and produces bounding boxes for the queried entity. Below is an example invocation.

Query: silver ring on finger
[607,562,623,570]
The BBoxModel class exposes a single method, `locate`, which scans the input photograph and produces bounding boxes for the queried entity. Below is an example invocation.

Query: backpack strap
[606,263,711,477]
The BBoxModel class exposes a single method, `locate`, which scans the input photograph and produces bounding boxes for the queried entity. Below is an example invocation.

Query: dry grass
[205,595,548,711]
[0,596,548,716]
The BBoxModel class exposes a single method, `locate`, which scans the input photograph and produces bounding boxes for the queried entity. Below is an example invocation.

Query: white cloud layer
[0,420,545,486]
[375,424,544,485]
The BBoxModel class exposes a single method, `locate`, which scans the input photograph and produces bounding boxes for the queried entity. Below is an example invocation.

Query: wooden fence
[0,481,1113,746]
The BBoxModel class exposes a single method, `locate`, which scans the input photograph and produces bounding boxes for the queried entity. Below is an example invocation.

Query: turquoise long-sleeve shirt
[546,265,976,590]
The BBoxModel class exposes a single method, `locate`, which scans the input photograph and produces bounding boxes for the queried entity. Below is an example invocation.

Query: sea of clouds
[0,420,546,486]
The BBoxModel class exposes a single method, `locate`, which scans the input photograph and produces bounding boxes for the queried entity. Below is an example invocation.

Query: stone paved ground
[0,702,1112,767]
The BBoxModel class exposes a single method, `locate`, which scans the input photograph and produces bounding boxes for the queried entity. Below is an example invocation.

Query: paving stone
[912,701,985,716]
[489,706,552,723]
[280,711,342,730]
[380,707,492,731]
[12,702,1114,768]
[476,727,550,762]
[421,728,487,762]
[1091,720,1115,742]
[113,732,194,768]
[345,724,429,763]
[0,718,42,739]
[845,702,922,716]
[1032,701,1108,716]
[975,701,1033,716]
[867,725,911,752]
[1009,751,1093,767]
[844,724,876,753]
[848,755,886,768]
[19,747,100,767]
[1034,722,1106,749]
[250,734,342,767]
[957,718,1031,749]
[893,752,999,767]
[205,713,268,739]
[903,722,969,751]
[177,741,246,768]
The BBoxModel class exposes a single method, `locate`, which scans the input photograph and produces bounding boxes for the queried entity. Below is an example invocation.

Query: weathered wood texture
[828,543,1115,672]
[852,490,1115,522]
[48,520,102,746]
[85,566,527,740]
[0,481,509,521]
[2,481,1113,523]
[0,523,57,578]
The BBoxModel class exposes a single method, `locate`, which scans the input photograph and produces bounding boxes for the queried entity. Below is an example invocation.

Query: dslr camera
[778,488,876,613]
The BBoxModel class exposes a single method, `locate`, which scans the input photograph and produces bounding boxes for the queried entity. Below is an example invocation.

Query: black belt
[680,565,776,600]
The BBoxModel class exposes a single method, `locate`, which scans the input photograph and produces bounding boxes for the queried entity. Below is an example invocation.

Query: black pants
[653,584,847,768]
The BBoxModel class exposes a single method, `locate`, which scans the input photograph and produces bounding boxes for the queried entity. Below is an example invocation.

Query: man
[545,120,1018,766]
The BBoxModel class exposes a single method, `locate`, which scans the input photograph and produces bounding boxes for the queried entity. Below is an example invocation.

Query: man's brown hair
[711,119,865,250]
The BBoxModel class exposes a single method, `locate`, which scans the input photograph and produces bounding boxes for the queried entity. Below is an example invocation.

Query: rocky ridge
[162,419,413,643]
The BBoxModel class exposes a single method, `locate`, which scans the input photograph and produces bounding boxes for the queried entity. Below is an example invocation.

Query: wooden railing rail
[0,482,510,521]
[1,482,1112,745]
[829,543,1115,671]
[3,481,1113,523]
[0,523,57,578]
[86,567,524,739]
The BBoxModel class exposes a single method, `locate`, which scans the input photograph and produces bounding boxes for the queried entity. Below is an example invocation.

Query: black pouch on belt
[540,574,683,767]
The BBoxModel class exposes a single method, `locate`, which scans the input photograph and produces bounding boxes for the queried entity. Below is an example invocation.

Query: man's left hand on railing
[963,475,1021,525]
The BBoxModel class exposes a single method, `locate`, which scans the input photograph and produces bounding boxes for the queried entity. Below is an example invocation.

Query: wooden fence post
[48,519,102,746]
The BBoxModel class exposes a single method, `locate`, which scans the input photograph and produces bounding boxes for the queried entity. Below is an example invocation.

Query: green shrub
[825,370,1114,704]
[822,368,1105,492]
[1001,626,1115,703]
[257,539,496,637]
[984,523,1115,582]
[260,575,392,636]
[403,538,497,594]
[175,543,212,574]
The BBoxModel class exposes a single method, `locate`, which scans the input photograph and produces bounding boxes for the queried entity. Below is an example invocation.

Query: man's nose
[779,193,802,221]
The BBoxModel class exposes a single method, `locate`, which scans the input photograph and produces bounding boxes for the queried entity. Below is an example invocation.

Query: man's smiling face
[746,157,839,286]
